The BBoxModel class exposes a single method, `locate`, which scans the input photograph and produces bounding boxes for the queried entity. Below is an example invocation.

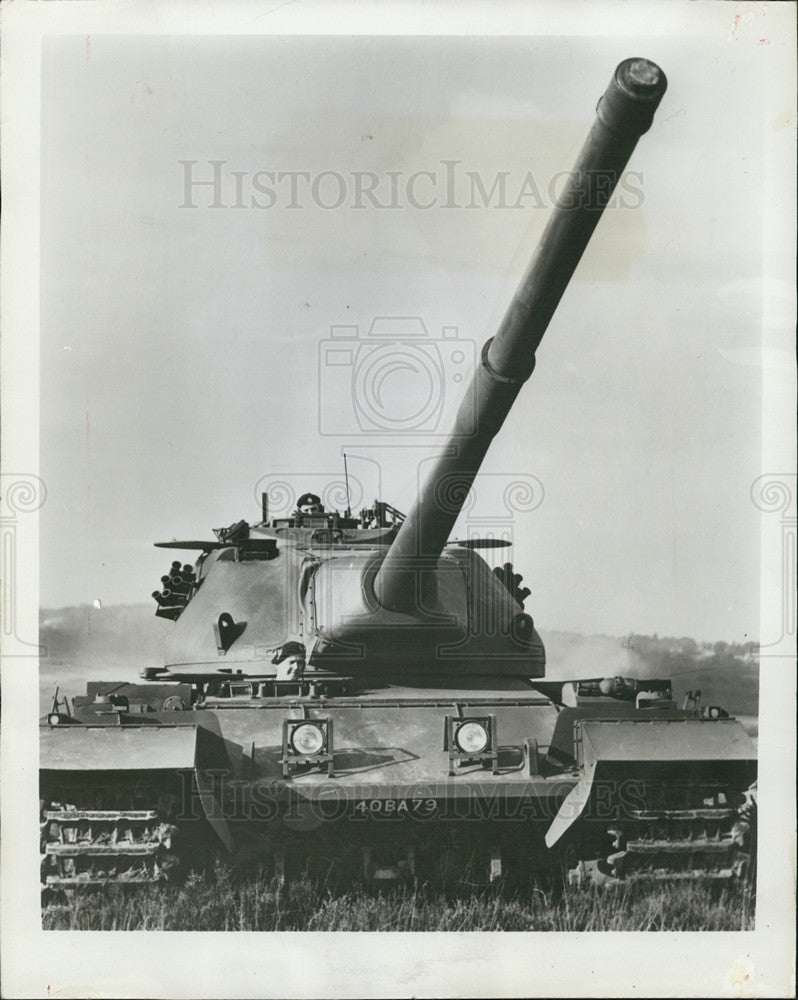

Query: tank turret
[144,60,668,682]
[305,59,667,676]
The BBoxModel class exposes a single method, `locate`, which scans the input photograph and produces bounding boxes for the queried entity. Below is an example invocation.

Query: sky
[38,32,778,642]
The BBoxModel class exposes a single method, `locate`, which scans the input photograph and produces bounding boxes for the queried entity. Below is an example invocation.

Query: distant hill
[40,603,172,674]
[38,605,758,733]
[39,604,171,711]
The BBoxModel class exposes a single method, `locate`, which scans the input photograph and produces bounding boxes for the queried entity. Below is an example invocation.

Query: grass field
[42,863,756,932]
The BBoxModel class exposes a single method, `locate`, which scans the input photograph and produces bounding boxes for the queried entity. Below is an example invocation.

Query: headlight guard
[281,716,334,778]
[444,713,498,775]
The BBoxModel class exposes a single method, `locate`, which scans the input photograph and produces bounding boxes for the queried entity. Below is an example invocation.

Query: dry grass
[42,864,756,932]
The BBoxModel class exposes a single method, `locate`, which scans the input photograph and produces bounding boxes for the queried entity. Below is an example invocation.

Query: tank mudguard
[40,723,234,851]
[40,723,202,771]
[545,717,756,847]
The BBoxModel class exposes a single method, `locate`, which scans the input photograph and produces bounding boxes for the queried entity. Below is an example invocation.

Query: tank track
[40,791,181,888]
[570,782,756,886]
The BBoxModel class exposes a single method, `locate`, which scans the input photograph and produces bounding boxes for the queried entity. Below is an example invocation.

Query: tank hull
[40,686,756,888]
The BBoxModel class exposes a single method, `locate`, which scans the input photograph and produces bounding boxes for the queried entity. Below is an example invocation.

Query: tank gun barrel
[375,58,667,612]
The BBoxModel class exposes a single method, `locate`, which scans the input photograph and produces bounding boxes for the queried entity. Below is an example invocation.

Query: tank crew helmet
[296,492,323,513]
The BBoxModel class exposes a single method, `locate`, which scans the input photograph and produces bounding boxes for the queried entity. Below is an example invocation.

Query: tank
[40,58,756,891]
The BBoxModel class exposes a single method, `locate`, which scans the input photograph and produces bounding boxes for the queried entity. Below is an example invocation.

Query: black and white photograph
[1,2,795,997]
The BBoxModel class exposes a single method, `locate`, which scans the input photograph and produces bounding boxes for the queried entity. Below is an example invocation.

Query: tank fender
[545,717,756,848]
[40,723,234,852]
[41,723,204,771]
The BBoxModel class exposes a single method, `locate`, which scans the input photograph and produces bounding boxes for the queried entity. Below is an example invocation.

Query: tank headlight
[445,714,498,775]
[290,722,325,756]
[281,716,334,777]
[454,720,489,754]
[48,713,61,726]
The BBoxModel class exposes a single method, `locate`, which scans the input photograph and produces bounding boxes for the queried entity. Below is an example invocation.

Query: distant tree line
[622,634,758,678]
